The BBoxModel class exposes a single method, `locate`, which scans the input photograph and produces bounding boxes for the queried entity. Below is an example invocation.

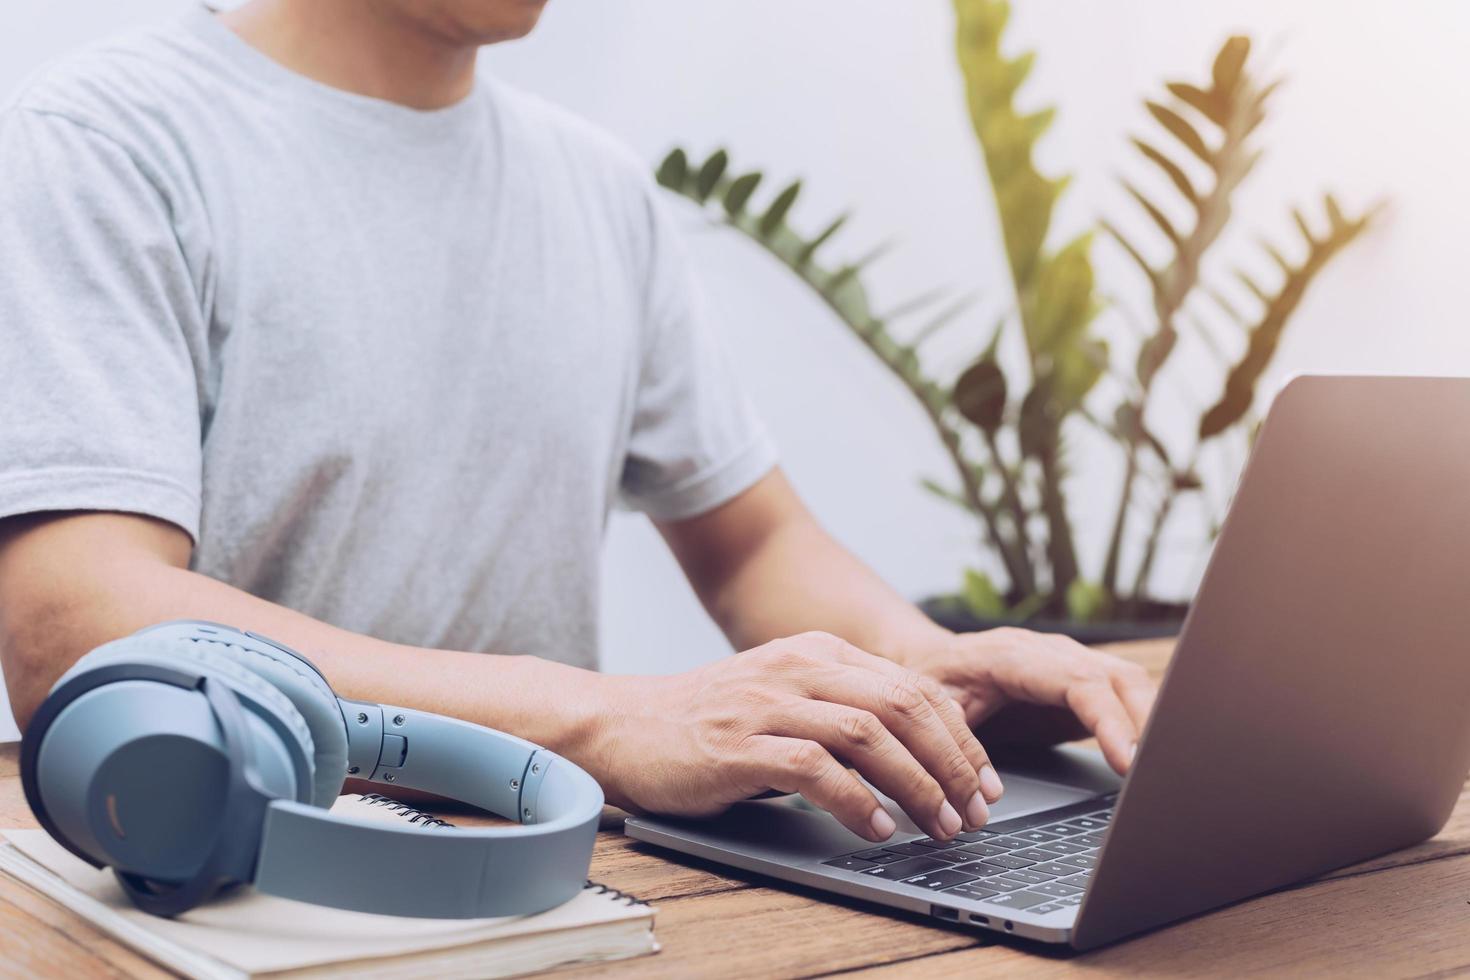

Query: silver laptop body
[625,376,1470,949]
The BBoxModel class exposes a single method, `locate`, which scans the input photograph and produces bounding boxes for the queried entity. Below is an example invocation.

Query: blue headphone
[20,621,603,918]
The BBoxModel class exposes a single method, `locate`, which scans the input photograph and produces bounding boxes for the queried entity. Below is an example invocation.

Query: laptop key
[1075,833,1108,847]
[911,837,969,851]
[1067,816,1109,831]
[998,868,1056,885]
[823,856,879,872]
[1060,873,1092,887]
[876,846,946,858]
[1057,893,1085,905]
[1007,847,1062,863]
[979,889,1054,910]
[978,854,1036,871]
[991,835,1044,851]
[1030,901,1067,914]
[1054,853,1098,870]
[955,842,1010,858]
[1035,823,1083,836]
[1011,829,1065,844]
[954,829,1001,843]
[858,855,951,880]
[900,868,980,891]
[976,875,1028,891]
[1030,880,1085,898]
[1028,861,1081,878]
[1036,839,1090,856]
[851,848,907,864]
[943,882,1002,901]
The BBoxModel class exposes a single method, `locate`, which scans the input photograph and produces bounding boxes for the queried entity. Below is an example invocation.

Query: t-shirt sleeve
[618,189,778,521]
[0,107,207,539]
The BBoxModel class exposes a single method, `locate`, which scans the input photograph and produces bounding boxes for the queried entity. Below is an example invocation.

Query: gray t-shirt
[0,7,776,668]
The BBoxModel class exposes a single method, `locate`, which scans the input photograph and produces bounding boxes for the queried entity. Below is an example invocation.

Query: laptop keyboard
[821,794,1115,917]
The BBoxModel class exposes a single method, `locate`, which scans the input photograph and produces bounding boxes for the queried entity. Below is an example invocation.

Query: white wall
[2,2,1467,739]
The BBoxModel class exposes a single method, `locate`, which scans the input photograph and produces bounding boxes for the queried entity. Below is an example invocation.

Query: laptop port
[969,914,990,926]
[931,905,959,921]
[1004,920,1014,931]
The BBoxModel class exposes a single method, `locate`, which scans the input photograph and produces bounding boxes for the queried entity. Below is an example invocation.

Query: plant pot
[920,597,1187,646]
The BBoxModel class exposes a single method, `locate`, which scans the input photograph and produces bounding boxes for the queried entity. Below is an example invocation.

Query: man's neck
[219,0,479,110]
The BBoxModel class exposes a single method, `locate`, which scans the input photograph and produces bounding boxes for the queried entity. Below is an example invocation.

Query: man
[0,0,1154,846]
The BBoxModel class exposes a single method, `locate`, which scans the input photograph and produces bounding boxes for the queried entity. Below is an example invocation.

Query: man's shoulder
[7,13,221,147]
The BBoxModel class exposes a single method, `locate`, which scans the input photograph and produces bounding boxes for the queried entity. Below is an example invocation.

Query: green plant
[654,1,1379,626]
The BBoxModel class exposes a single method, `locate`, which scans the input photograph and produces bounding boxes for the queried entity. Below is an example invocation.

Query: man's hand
[903,627,1158,775]
[587,631,1006,843]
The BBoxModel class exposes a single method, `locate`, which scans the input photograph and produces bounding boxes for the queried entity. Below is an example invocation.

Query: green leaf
[1007,592,1047,622]
[962,568,1007,619]
[1211,36,1251,97]
[655,148,689,191]
[694,149,728,202]
[1027,233,1098,355]
[1146,101,1213,166]
[794,212,848,268]
[758,180,802,237]
[1052,338,1108,408]
[953,358,1008,433]
[1066,579,1108,623]
[723,172,762,216]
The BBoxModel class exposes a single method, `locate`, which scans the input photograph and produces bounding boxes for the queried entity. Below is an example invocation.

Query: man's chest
[197,168,647,492]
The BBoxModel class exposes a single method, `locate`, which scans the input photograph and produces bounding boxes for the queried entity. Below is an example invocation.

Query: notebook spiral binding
[357,792,453,828]
[584,880,647,907]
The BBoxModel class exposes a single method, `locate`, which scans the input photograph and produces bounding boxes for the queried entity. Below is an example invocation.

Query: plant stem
[1100,448,1138,596]
[1038,452,1078,606]
[982,429,1036,595]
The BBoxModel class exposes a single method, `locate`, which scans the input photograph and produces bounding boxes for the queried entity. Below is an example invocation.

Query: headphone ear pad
[189,637,349,807]
[60,636,318,802]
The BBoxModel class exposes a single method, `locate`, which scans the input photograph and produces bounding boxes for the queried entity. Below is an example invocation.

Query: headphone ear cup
[28,650,311,886]
[57,635,318,802]
[189,636,350,807]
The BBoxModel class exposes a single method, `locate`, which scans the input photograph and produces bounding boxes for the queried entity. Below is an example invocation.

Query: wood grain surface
[2,639,1465,979]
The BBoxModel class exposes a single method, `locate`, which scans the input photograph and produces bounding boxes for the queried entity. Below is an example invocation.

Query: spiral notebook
[0,794,657,979]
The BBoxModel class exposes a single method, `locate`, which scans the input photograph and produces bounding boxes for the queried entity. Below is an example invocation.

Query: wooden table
[3,639,1467,978]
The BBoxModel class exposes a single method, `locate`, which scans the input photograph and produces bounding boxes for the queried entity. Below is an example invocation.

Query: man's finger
[803,655,992,831]
[1108,659,1157,735]
[1064,680,1139,774]
[819,638,1000,811]
[767,697,965,840]
[737,734,894,842]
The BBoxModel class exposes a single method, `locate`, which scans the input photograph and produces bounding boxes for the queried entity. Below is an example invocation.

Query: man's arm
[659,469,1158,774]
[0,511,603,748]
[0,510,1002,841]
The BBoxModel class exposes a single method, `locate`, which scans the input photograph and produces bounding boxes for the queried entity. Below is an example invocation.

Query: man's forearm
[0,514,609,771]
[696,514,953,667]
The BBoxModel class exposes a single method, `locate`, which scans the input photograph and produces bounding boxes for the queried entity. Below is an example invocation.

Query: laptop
[625,375,1470,949]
